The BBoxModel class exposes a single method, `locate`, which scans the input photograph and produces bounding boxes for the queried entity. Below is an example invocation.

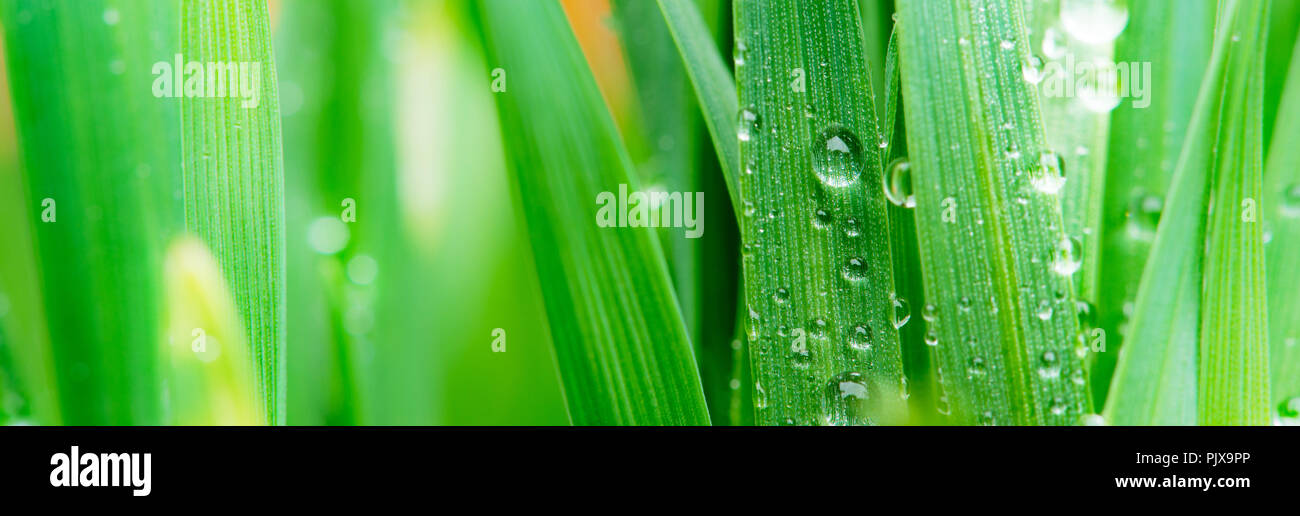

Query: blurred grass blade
[1266,25,1300,419]
[1,0,181,424]
[181,0,286,424]
[881,25,940,420]
[163,237,259,425]
[736,0,906,425]
[474,0,709,425]
[897,0,1089,425]
[656,0,742,222]
[1198,0,1270,426]
[1093,0,1215,406]
[618,0,739,424]
[1105,0,1269,425]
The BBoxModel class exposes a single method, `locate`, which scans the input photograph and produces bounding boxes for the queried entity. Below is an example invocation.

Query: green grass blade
[1093,0,1216,407]
[897,0,1090,425]
[656,0,742,223]
[1105,0,1268,426]
[735,0,906,425]
[1198,0,1270,426]
[181,0,286,424]
[1,0,181,425]
[1266,25,1300,418]
[474,0,709,425]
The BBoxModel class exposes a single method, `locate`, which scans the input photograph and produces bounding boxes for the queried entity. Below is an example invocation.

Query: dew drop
[924,328,939,347]
[1042,26,1067,59]
[999,39,1015,50]
[883,158,915,208]
[922,304,938,323]
[1052,235,1084,276]
[1038,350,1061,379]
[1281,184,1300,217]
[1076,300,1097,329]
[1022,55,1045,84]
[1080,413,1108,426]
[1032,150,1067,195]
[773,287,790,304]
[850,323,873,351]
[967,356,987,377]
[891,295,911,329]
[1036,299,1054,321]
[1126,191,1164,238]
[811,126,866,187]
[308,217,350,255]
[821,372,873,426]
[957,296,973,313]
[1061,0,1130,45]
[737,106,760,142]
[813,208,832,229]
[843,217,861,238]
[842,257,868,281]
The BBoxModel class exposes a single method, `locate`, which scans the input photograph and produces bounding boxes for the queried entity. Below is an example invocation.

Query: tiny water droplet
[773,287,790,304]
[843,257,868,281]
[967,356,987,377]
[813,208,832,229]
[1080,413,1107,426]
[922,303,938,322]
[883,158,915,208]
[843,217,861,238]
[1032,150,1067,195]
[850,323,873,351]
[1076,300,1096,328]
[811,126,866,188]
[999,39,1015,50]
[1038,351,1061,379]
[1052,235,1084,276]
[924,328,939,347]
[958,296,973,313]
[737,106,760,142]
[1036,299,1054,321]
[1005,145,1022,160]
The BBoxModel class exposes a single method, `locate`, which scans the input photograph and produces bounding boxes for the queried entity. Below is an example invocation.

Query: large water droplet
[1032,150,1067,195]
[308,217,350,255]
[1042,26,1067,59]
[1052,235,1084,276]
[737,106,760,142]
[850,323,873,351]
[843,257,868,281]
[1281,184,1300,218]
[811,126,866,187]
[1022,55,1046,84]
[1060,0,1129,44]
[1126,191,1164,238]
[891,295,911,329]
[883,158,915,207]
[821,372,873,426]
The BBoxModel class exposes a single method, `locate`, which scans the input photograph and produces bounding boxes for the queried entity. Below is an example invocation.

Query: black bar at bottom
[0,426,1291,503]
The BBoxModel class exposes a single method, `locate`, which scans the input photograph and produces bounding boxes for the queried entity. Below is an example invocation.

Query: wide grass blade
[1092,0,1215,407]
[1,0,182,424]
[474,0,709,425]
[1266,26,1300,419]
[735,0,906,425]
[1198,0,1270,426]
[1105,0,1269,426]
[181,0,286,425]
[896,0,1090,425]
